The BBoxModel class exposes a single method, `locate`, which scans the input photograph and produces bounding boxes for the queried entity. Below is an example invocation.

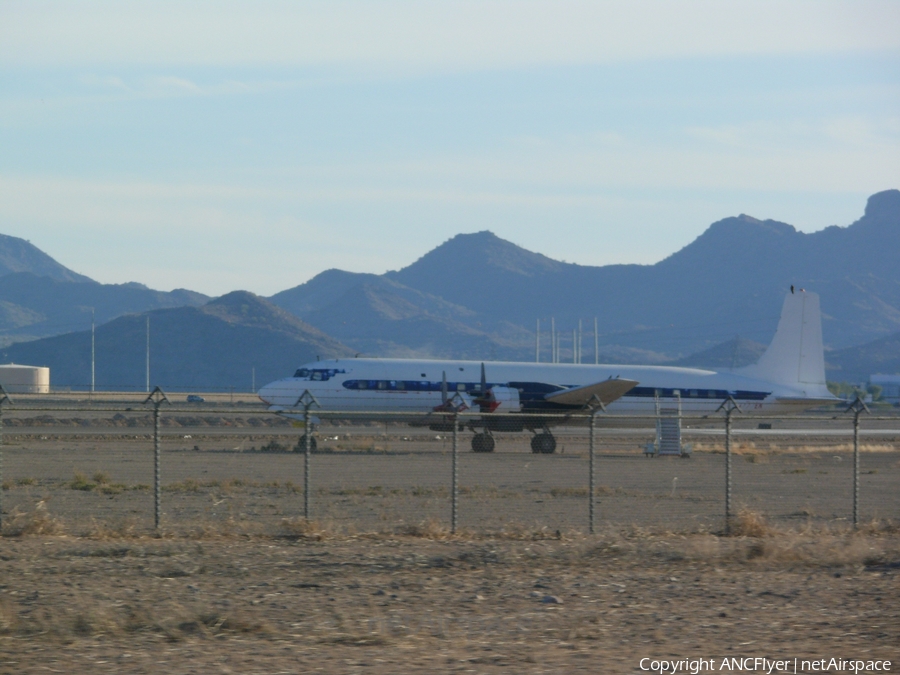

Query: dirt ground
[0,523,897,674]
[0,413,897,673]
[2,428,898,535]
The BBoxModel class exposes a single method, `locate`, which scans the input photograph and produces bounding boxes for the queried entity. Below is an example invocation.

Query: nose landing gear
[471,432,495,453]
[530,431,557,454]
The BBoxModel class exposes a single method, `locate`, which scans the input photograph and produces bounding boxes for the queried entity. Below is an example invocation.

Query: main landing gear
[467,430,557,454]
[471,432,495,453]
[530,431,557,454]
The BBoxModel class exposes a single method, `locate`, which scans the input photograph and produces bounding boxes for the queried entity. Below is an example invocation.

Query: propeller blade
[441,371,448,404]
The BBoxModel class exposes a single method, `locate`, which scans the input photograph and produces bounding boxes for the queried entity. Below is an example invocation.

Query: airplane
[258,290,838,453]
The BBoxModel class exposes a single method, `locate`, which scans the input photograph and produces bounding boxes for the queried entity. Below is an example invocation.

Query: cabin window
[294,368,310,378]
[377,381,387,390]
[457,383,466,391]
[689,389,698,397]
[311,371,323,381]
[357,380,367,390]
[395,381,406,390]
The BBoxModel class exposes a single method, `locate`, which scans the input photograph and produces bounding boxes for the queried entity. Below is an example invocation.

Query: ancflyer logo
[638,657,893,674]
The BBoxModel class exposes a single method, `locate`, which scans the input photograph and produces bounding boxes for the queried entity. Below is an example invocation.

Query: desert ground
[0,405,897,672]
[0,523,897,674]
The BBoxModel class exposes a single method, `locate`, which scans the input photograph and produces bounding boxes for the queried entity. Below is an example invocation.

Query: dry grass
[729,508,771,537]
[83,517,144,540]
[278,516,339,540]
[67,470,140,495]
[693,440,897,454]
[395,518,455,539]
[784,442,897,453]
[0,515,895,674]
[0,595,273,642]
[4,500,65,536]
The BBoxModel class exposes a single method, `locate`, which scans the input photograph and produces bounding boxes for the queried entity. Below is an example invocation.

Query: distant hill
[270,190,900,360]
[0,234,93,283]
[5,189,900,368]
[826,331,900,383]
[670,337,767,370]
[301,277,532,359]
[1,292,353,391]
[0,273,208,347]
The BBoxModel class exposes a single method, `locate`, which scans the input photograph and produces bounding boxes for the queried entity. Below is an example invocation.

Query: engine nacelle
[482,386,525,432]
[486,386,521,412]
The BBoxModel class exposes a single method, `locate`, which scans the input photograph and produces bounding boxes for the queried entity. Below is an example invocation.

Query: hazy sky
[2,1,898,296]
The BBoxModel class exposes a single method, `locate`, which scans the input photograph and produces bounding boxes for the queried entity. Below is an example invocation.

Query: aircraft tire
[295,435,317,453]
[471,433,495,453]
[530,433,556,454]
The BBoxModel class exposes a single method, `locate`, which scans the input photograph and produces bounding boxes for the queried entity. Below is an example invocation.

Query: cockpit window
[293,367,345,381]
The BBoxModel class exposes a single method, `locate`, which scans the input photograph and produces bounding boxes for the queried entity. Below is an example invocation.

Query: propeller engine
[473,363,521,413]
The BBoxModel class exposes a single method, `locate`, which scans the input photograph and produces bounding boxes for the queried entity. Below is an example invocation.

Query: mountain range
[271,189,900,361]
[1,292,352,391]
[1,189,898,389]
[0,236,208,347]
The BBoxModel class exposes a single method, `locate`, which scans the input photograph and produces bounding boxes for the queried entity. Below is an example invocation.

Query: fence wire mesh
[0,399,897,536]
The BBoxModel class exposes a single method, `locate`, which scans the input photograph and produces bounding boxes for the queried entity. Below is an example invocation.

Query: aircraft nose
[257,382,277,405]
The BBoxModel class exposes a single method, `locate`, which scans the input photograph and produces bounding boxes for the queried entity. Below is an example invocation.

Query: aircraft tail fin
[736,291,827,391]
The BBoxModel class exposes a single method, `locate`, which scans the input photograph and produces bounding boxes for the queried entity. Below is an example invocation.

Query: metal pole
[589,412,596,534]
[451,412,459,533]
[143,387,168,532]
[716,396,740,535]
[572,328,577,364]
[853,409,860,528]
[154,402,161,530]
[725,408,732,534]
[594,317,599,365]
[0,402,4,533]
[844,397,868,529]
[550,318,556,363]
[304,403,311,520]
[145,316,150,393]
[91,308,95,394]
[578,319,582,364]
[535,319,540,363]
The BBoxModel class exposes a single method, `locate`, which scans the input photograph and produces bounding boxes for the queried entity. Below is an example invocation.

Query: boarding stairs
[644,393,691,457]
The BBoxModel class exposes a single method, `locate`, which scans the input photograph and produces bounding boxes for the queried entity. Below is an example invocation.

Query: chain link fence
[0,397,897,536]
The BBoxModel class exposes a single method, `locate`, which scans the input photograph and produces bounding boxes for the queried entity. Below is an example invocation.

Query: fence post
[586,395,606,535]
[716,397,741,535]
[0,386,12,534]
[295,390,320,520]
[845,396,869,528]
[589,412,596,534]
[451,412,459,534]
[143,387,170,531]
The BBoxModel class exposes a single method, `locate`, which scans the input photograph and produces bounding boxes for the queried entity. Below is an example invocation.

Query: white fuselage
[257,357,834,417]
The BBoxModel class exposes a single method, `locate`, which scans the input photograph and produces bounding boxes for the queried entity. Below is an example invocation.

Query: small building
[0,363,50,394]
[871,374,900,404]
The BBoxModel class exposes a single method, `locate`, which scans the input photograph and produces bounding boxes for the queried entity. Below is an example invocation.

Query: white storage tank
[0,363,50,394]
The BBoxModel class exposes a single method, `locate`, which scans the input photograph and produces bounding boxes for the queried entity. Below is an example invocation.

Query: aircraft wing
[543,378,639,407]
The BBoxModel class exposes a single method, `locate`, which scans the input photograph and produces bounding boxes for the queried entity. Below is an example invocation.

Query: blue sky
[1,1,898,296]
